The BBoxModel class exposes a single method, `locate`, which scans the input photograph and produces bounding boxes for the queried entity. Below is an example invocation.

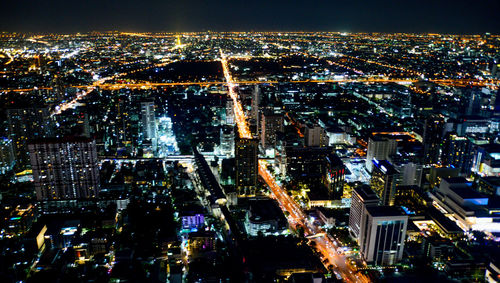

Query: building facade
[370,159,400,206]
[7,107,53,169]
[235,137,259,196]
[260,110,284,150]
[349,186,380,240]
[359,206,408,266]
[29,137,100,200]
[366,136,397,173]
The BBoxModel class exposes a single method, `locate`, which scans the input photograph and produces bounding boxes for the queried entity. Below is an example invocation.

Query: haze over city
[1,0,500,33]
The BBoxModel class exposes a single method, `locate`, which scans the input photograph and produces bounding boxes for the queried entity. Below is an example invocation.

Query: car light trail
[220,48,370,282]
[220,49,252,139]
[258,160,370,282]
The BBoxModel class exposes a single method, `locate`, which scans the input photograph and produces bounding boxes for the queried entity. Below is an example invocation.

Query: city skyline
[0,10,499,282]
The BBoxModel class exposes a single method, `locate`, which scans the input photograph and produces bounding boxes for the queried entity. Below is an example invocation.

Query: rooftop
[366,205,407,218]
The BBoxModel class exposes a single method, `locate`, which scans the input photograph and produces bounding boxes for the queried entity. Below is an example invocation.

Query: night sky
[1,0,499,34]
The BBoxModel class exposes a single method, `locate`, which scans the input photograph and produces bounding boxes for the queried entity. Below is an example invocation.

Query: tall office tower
[400,162,423,187]
[260,110,284,149]
[235,136,259,196]
[226,99,235,125]
[359,206,408,266]
[7,107,53,169]
[325,153,345,199]
[220,125,235,157]
[390,153,424,187]
[365,136,397,173]
[370,159,400,206]
[285,146,330,184]
[52,74,66,101]
[141,101,157,141]
[114,98,131,144]
[304,124,327,147]
[0,138,15,174]
[349,186,379,240]
[251,85,260,124]
[28,137,100,201]
[465,89,482,116]
[442,133,473,176]
[423,115,445,165]
[157,116,179,156]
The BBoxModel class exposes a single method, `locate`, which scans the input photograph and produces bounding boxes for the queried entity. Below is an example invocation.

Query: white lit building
[366,136,397,173]
[0,138,15,174]
[157,116,178,157]
[429,177,500,233]
[349,186,380,240]
[359,206,408,266]
[141,101,157,141]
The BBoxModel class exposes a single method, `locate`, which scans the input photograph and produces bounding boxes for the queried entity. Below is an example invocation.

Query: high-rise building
[157,116,178,157]
[442,133,473,175]
[359,206,408,266]
[370,159,400,206]
[304,124,327,147]
[349,186,379,240]
[235,136,259,196]
[28,137,100,200]
[220,125,235,157]
[400,162,423,187]
[251,85,260,124]
[0,138,15,174]
[423,115,445,165]
[226,99,235,125]
[325,153,345,199]
[464,89,482,116]
[52,74,66,101]
[260,110,283,149]
[285,146,330,183]
[7,107,53,169]
[141,101,157,141]
[366,136,397,173]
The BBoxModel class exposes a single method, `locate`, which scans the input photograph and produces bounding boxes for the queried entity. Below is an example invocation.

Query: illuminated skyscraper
[141,101,157,141]
[366,136,397,173]
[0,138,15,174]
[7,107,53,169]
[235,136,259,196]
[349,186,379,241]
[442,133,473,175]
[28,137,100,200]
[304,124,327,147]
[251,85,260,125]
[370,159,400,206]
[423,115,445,165]
[226,99,235,125]
[325,153,345,199]
[220,125,234,157]
[260,110,283,149]
[157,116,178,156]
[359,206,408,266]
